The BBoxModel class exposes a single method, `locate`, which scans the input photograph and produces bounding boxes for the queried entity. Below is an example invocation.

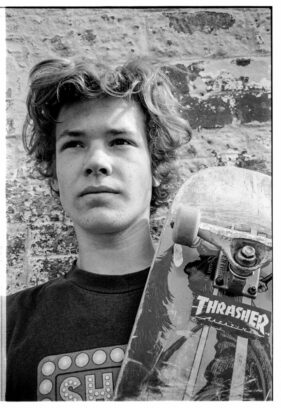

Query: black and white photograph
[1,3,276,403]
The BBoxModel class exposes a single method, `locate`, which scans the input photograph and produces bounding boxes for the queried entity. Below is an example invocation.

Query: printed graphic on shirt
[37,344,126,401]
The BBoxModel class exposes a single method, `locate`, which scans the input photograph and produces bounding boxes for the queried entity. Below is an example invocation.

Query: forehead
[56,96,146,135]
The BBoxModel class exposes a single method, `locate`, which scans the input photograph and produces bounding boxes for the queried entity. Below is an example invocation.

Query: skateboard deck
[114,166,272,401]
[0,296,5,401]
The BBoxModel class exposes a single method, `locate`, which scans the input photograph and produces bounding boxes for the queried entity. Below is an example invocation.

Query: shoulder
[6,276,73,344]
[7,276,69,315]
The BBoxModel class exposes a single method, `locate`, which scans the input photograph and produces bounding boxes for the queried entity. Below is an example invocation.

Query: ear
[51,177,59,194]
[50,157,59,193]
[152,176,160,187]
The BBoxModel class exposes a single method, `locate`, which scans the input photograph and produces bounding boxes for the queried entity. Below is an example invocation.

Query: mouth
[80,186,118,197]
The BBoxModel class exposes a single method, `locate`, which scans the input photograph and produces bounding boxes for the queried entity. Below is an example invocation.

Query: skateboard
[0,296,5,401]
[114,166,272,401]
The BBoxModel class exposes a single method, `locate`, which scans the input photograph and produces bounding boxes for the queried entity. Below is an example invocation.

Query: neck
[75,220,155,275]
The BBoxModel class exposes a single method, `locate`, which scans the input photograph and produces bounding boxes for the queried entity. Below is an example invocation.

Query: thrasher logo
[191,293,271,339]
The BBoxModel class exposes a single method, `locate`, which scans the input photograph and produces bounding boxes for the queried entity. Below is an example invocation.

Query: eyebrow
[56,128,133,141]
[56,130,86,141]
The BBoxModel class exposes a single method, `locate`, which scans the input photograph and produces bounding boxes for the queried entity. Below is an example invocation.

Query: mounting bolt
[235,245,257,267]
[215,276,224,286]
[248,286,257,296]
[241,246,256,259]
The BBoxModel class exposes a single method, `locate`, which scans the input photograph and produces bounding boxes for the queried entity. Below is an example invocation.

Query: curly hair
[22,57,191,213]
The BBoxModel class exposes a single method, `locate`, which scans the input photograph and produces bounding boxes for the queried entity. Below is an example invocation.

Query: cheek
[55,165,74,203]
[56,159,75,186]
[143,157,153,186]
[134,163,153,197]
[55,169,65,194]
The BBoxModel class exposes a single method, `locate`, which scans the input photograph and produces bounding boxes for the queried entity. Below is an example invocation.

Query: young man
[6,58,191,401]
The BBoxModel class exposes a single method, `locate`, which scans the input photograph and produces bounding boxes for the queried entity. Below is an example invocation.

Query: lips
[80,186,118,196]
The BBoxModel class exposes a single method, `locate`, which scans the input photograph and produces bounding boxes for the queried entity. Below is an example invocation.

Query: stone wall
[6,7,271,294]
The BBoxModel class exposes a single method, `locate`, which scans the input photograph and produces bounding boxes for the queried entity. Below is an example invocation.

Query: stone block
[30,223,78,257]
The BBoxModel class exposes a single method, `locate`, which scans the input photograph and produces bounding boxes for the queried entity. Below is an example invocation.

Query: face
[53,97,153,236]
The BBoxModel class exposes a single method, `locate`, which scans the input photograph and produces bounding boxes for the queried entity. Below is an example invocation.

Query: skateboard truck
[172,206,272,298]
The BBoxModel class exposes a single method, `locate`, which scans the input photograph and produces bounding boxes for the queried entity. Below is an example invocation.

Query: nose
[83,146,113,177]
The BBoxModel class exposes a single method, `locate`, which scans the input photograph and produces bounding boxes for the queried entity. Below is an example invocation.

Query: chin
[76,213,129,235]
[72,205,150,236]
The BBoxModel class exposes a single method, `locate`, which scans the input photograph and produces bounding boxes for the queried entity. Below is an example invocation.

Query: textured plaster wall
[6,7,271,294]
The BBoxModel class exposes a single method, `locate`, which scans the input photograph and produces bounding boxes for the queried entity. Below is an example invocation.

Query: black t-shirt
[6,262,149,401]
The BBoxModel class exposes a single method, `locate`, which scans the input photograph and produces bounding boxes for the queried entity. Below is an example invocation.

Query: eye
[61,140,84,150]
[110,138,133,146]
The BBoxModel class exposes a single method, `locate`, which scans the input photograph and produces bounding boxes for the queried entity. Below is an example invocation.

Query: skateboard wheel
[172,205,201,247]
